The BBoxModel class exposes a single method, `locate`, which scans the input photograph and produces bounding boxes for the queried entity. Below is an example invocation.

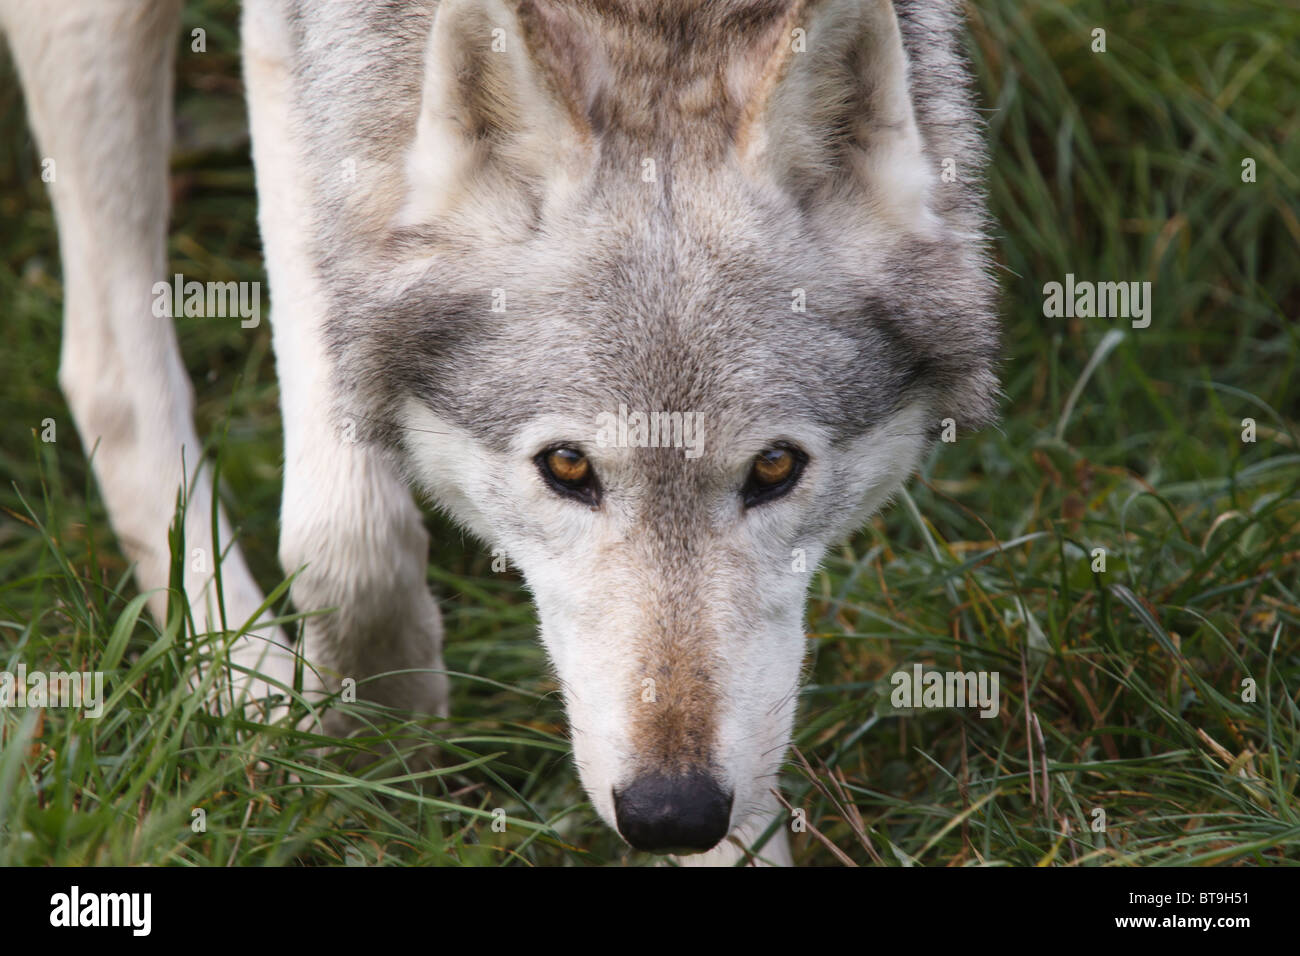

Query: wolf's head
[331,0,997,857]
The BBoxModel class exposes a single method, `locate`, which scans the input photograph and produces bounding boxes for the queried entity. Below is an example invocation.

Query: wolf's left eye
[537,446,601,506]
[742,445,807,507]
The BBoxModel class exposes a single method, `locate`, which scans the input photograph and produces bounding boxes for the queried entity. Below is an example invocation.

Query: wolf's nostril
[613,770,733,854]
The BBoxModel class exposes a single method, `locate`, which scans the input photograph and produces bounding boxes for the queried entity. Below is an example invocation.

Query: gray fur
[288,0,1000,459]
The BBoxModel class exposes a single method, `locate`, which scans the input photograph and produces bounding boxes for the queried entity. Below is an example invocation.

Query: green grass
[1,0,1297,866]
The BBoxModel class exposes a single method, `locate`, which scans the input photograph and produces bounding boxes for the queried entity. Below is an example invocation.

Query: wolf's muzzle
[613,770,733,854]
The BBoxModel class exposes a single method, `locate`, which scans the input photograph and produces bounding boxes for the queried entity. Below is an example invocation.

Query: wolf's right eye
[742,444,807,508]
[536,447,601,506]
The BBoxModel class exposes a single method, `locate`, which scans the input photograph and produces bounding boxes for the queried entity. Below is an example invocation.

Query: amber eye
[547,448,589,483]
[753,448,795,485]
[537,446,600,506]
[742,444,807,508]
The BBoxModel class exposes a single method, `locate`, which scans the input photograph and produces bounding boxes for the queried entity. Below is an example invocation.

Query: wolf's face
[391,186,943,853]
[331,0,997,856]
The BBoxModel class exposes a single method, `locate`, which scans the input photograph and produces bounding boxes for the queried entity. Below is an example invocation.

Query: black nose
[613,770,733,854]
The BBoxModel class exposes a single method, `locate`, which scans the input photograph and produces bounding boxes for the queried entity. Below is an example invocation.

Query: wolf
[0,0,998,865]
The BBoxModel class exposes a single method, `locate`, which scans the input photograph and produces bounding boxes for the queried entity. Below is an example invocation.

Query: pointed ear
[737,0,937,233]
[400,0,604,231]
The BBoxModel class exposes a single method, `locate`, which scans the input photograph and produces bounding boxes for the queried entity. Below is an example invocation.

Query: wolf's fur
[2,0,997,865]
